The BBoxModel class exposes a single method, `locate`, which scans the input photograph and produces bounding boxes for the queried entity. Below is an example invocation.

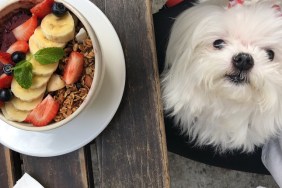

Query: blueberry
[76,83,82,90]
[52,2,67,17]
[3,64,13,76]
[0,89,13,102]
[11,51,26,64]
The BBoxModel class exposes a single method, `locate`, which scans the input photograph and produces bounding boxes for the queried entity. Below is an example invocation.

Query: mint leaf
[34,47,65,65]
[13,60,33,89]
[12,60,28,70]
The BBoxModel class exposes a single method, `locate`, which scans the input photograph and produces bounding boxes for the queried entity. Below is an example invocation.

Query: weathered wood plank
[0,146,13,188]
[21,148,89,188]
[0,145,22,188]
[90,0,170,187]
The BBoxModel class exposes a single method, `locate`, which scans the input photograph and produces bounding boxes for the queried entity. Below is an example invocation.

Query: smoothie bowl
[0,0,104,131]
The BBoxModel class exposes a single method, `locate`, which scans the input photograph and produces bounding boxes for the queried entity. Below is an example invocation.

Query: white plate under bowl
[0,0,126,157]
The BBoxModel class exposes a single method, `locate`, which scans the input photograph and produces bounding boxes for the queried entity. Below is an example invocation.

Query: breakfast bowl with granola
[0,0,104,131]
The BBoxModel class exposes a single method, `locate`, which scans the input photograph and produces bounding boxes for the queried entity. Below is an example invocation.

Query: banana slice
[47,74,65,92]
[11,95,43,111]
[30,58,59,76]
[1,107,11,120]
[33,27,66,49]
[41,12,75,43]
[2,102,30,122]
[11,79,46,102]
[29,35,41,54]
[30,75,51,89]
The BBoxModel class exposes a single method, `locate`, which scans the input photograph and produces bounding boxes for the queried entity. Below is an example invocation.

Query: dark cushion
[153,0,269,175]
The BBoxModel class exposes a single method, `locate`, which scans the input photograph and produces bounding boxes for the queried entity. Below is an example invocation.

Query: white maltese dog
[161,0,282,152]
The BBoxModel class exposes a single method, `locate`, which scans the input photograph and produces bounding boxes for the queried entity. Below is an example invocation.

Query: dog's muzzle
[232,52,254,71]
[225,53,253,84]
[226,72,248,84]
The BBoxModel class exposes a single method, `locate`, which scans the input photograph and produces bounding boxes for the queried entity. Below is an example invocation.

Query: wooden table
[0,0,169,187]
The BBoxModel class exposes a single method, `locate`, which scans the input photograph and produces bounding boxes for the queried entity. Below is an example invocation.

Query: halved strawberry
[25,95,59,127]
[12,15,38,41]
[0,52,13,89]
[63,52,84,85]
[6,41,29,54]
[0,52,12,64]
[31,0,54,19]
[0,75,13,89]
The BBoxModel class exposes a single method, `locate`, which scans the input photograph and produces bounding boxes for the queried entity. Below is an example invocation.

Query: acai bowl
[0,0,104,131]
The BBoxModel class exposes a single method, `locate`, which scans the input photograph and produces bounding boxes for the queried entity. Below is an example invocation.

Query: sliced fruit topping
[33,27,66,49]
[2,102,30,122]
[11,95,43,111]
[41,12,75,43]
[12,48,64,89]
[29,35,40,54]
[7,41,29,54]
[0,74,13,89]
[12,16,38,41]
[0,89,13,102]
[25,95,59,127]
[0,52,12,64]
[30,75,51,89]
[11,51,26,64]
[47,74,65,92]
[30,58,58,76]
[11,78,46,101]
[31,0,54,19]
[63,51,84,85]
[52,2,67,17]
[0,52,14,89]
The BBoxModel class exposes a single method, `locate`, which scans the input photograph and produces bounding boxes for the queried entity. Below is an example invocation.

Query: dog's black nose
[232,53,254,71]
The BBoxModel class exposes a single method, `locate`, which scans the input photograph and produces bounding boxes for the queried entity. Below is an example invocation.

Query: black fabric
[153,0,269,174]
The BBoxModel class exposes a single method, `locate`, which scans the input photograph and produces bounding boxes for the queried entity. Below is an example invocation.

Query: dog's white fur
[162,0,282,152]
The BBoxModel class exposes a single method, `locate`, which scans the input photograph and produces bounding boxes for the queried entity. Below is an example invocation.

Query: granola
[53,38,95,122]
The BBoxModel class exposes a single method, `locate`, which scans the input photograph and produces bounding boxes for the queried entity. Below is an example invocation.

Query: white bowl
[0,0,105,131]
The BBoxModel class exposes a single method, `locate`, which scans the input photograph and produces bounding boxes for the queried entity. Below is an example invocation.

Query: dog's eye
[266,49,275,61]
[213,39,225,49]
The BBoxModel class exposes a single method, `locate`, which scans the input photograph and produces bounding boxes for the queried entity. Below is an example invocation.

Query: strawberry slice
[6,41,29,54]
[25,95,59,127]
[12,15,38,41]
[0,75,13,89]
[63,52,84,85]
[0,52,13,89]
[0,52,12,64]
[31,0,54,19]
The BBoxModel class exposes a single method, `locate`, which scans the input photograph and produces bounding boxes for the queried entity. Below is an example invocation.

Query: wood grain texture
[90,0,170,187]
[0,146,21,188]
[21,148,89,188]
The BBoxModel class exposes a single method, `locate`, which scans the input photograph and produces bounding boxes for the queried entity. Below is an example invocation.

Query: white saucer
[0,0,126,157]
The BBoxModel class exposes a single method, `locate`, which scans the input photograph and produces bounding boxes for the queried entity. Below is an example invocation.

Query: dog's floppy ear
[165,4,223,72]
[153,0,196,73]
